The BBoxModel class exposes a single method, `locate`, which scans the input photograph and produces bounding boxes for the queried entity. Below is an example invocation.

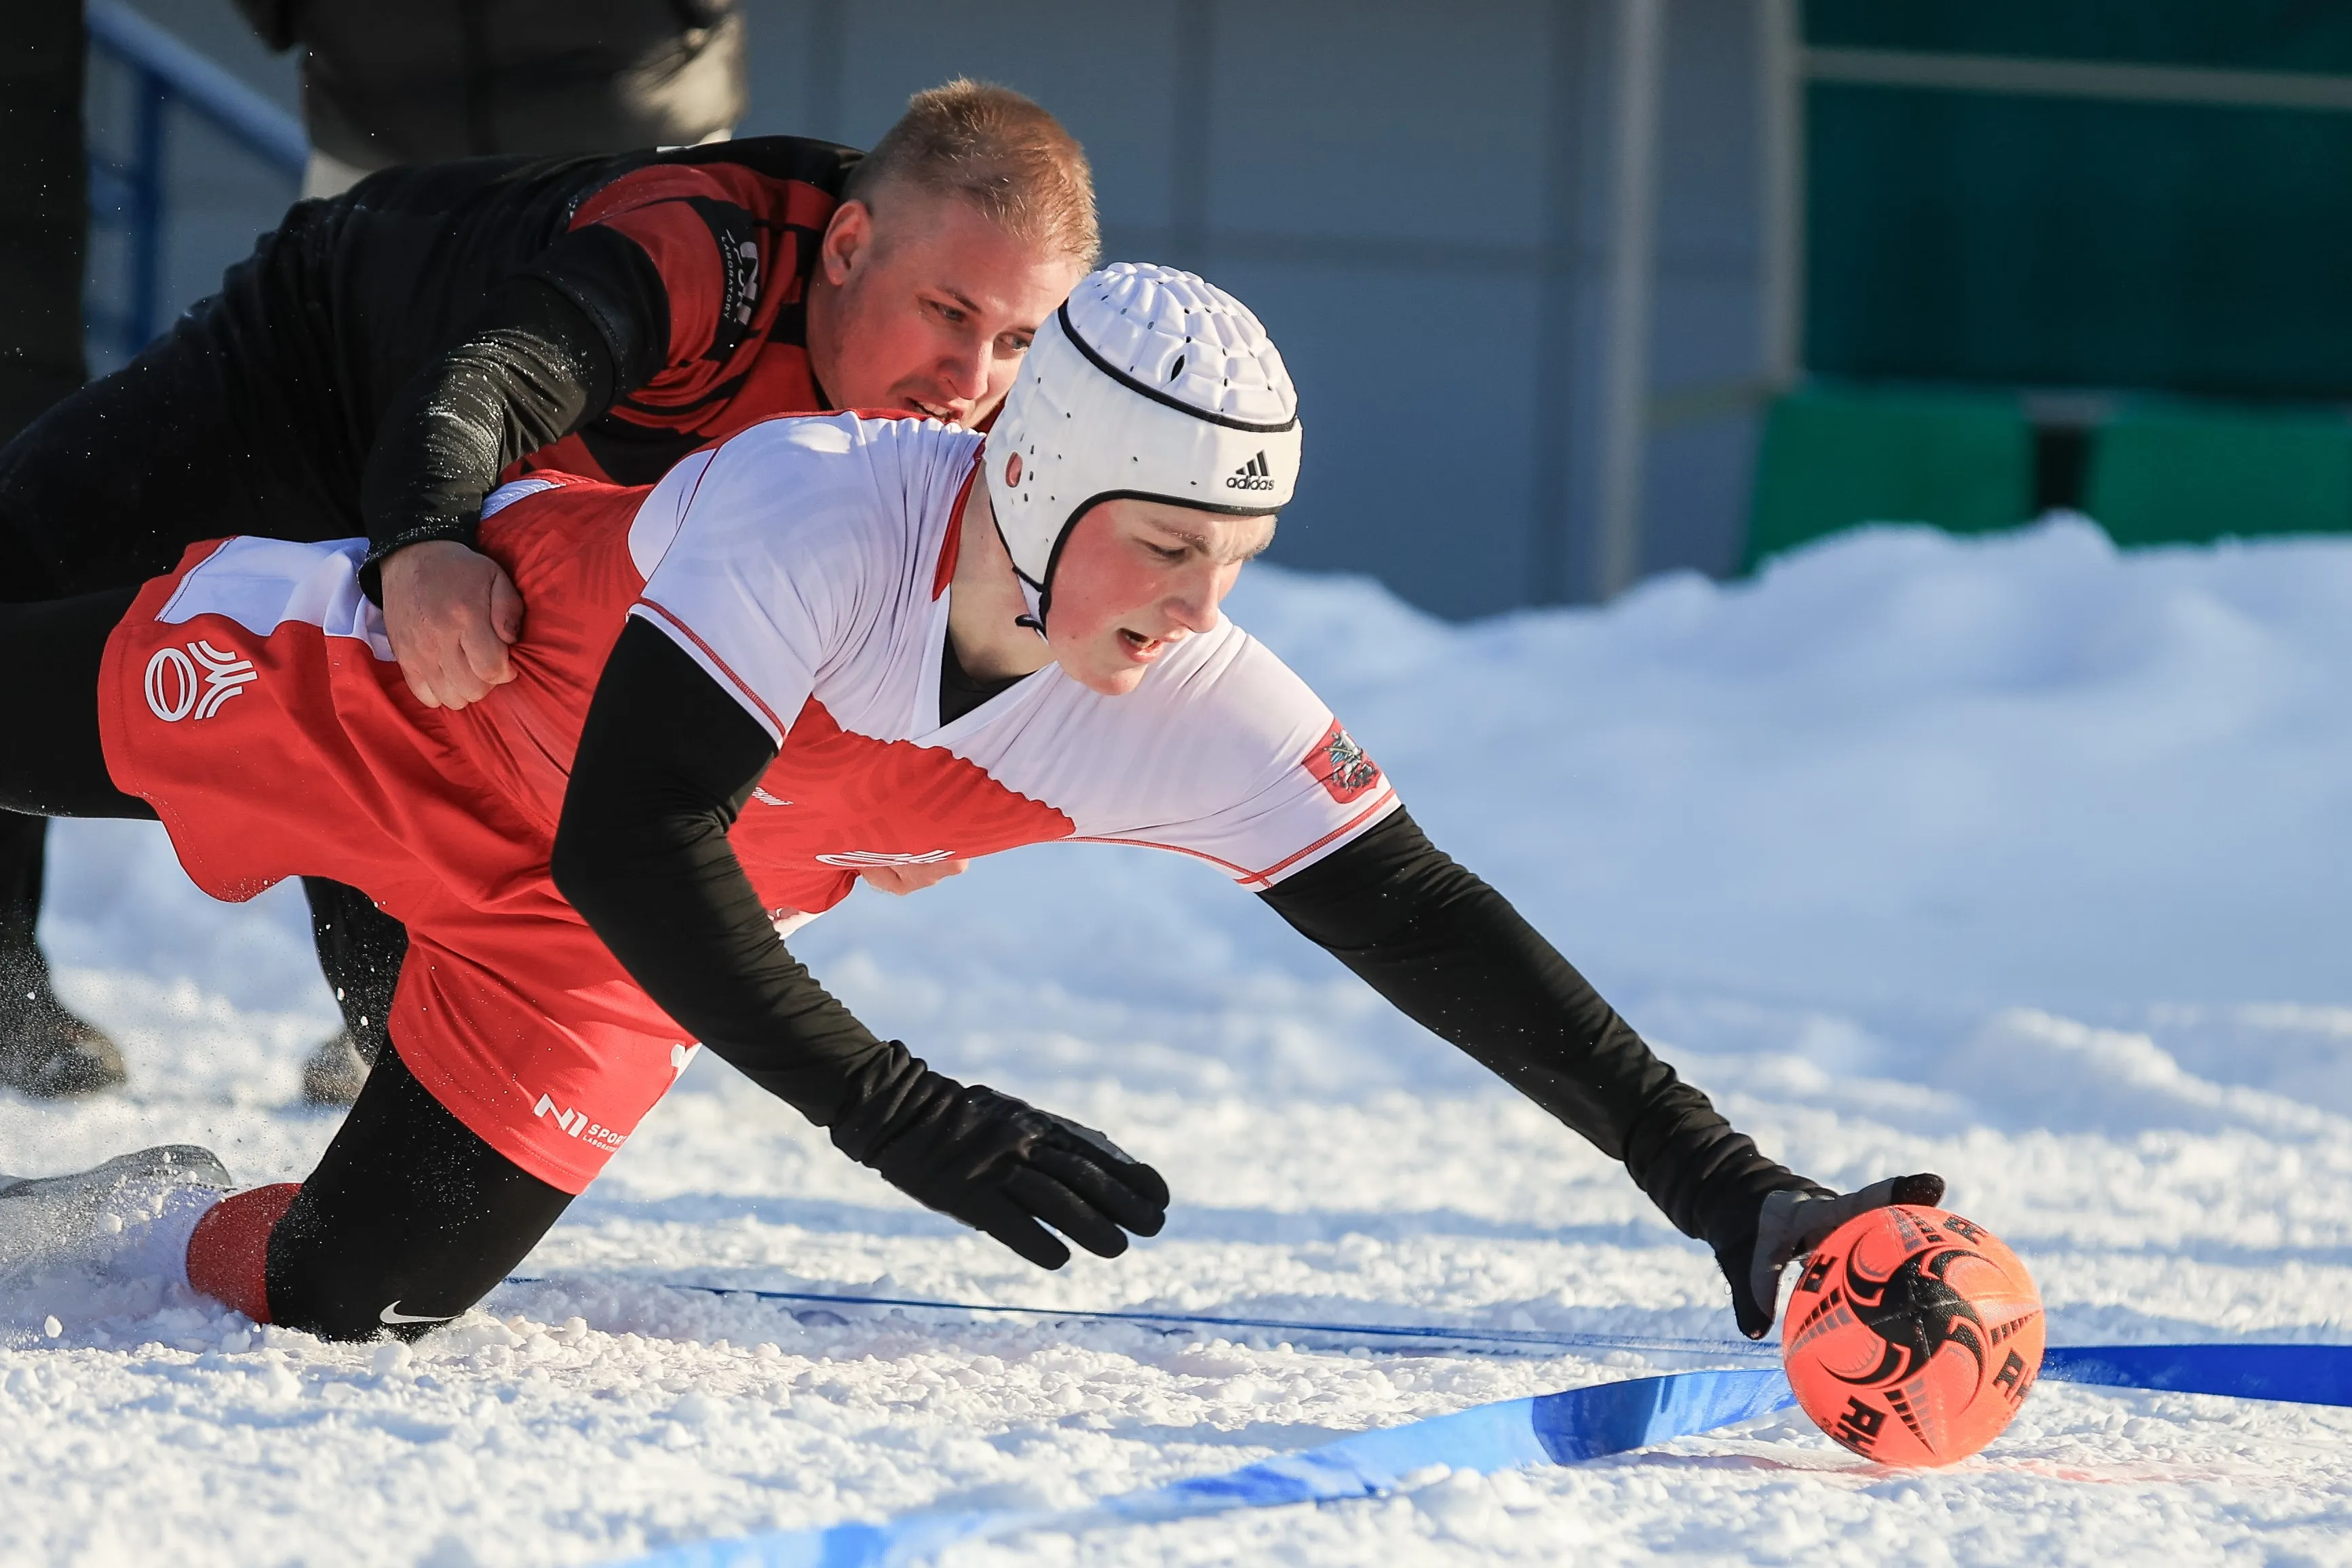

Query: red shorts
[98,530,687,1194]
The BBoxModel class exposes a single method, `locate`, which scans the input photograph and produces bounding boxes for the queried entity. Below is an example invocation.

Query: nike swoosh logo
[379,1301,457,1325]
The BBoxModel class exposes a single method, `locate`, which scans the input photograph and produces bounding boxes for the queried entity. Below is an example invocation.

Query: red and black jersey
[249,135,859,576]
[315,138,852,441]
[515,153,841,486]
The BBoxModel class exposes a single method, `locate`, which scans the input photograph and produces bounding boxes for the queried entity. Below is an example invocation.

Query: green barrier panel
[1744,387,2033,570]
[1803,2,2352,402]
[2085,406,2352,547]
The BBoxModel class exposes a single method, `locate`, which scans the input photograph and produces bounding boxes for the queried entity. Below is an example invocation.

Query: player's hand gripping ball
[1781,1204,2043,1466]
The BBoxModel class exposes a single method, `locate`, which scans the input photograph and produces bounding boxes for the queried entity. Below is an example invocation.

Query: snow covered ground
[12,515,2352,1564]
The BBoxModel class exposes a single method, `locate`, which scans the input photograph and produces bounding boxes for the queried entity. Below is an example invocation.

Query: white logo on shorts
[532,1091,627,1151]
[144,640,256,722]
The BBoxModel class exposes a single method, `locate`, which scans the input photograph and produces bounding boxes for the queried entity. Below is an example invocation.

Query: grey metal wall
[101,0,1775,616]
[88,1,300,378]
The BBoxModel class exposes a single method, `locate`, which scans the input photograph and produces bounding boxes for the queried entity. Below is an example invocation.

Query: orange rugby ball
[1781,1204,2043,1466]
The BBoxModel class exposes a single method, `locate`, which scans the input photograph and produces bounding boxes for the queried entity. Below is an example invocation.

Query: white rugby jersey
[618,412,1399,921]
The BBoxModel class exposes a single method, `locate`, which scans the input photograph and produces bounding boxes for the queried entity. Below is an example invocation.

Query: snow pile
[10,517,2352,1563]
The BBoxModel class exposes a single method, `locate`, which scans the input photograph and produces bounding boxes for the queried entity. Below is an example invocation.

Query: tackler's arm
[359,224,672,597]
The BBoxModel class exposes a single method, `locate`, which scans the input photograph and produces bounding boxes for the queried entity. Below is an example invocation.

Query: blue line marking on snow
[2043,1343,2352,1407]
[504,1276,1769,1360]
[507,1279,2352,1407]
[613,1365,1798,1568]
[521,1276,2352,1566]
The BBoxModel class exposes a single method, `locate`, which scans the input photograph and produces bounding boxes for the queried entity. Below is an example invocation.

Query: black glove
[828,1044,1170,1268]
[1710,1171,1946,1339]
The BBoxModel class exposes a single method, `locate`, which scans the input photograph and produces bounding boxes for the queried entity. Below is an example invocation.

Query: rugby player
[0,264,1937,1342]
[0,81,1094,1100]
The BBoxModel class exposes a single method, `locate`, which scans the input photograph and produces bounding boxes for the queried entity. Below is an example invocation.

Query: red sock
[186,1184,299,1322]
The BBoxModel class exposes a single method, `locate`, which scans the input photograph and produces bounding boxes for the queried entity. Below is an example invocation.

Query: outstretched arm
[1258,809,1936,1336]
[552,621,1166,1266]
[1259,809,1805,1240]
[551,617,885,1114]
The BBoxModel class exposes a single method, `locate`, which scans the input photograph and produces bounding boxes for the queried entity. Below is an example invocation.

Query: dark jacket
[234,0,745,170]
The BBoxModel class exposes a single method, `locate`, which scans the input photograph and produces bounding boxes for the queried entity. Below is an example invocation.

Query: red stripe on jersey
[1073,788,1399,888]
[933,456,984,600]
[1240,791,1402,884]
[630,598,792,741]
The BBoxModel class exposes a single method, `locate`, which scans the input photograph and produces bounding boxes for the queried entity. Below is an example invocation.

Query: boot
[0,945,126,1097]
[300,1027,377,1105]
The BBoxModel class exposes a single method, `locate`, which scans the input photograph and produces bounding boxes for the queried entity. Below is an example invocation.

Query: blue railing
[83,0,307,359]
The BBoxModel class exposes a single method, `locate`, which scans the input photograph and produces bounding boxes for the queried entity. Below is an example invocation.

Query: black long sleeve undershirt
[552,620,893,1124]
[554,623,1809,1243]
[1257,812,1811,1243]
[359,226,672,597]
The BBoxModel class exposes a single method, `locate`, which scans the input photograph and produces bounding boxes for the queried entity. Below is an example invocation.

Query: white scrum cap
[984,262,1301,615]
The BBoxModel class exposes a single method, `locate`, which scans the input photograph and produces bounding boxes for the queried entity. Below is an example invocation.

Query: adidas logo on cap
[1227,451,1276,492]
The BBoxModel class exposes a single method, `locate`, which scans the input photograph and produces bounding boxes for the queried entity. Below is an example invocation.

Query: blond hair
[847,79,1099,266]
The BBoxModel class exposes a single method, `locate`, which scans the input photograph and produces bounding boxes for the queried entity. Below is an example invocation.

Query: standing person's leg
[0,248,355,601]
[0,587,156,1095]
[0,817,121,1095]
[0,585,157,823]
[0,0,111,1095]
[0,204,399,1099]
[0,319,244,1093]
[0,0,87,444]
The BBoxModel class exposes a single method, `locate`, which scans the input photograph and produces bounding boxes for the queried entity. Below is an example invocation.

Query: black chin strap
[986,508,1053,638]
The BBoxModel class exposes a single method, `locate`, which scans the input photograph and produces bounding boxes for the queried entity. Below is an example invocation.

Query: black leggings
[0,237,402,1042]
[0,588,566,1339]
[273,1044,571,1341]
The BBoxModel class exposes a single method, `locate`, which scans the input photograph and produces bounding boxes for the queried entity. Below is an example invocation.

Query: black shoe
[0,948,127,1098]
[300,1028,374,1105]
